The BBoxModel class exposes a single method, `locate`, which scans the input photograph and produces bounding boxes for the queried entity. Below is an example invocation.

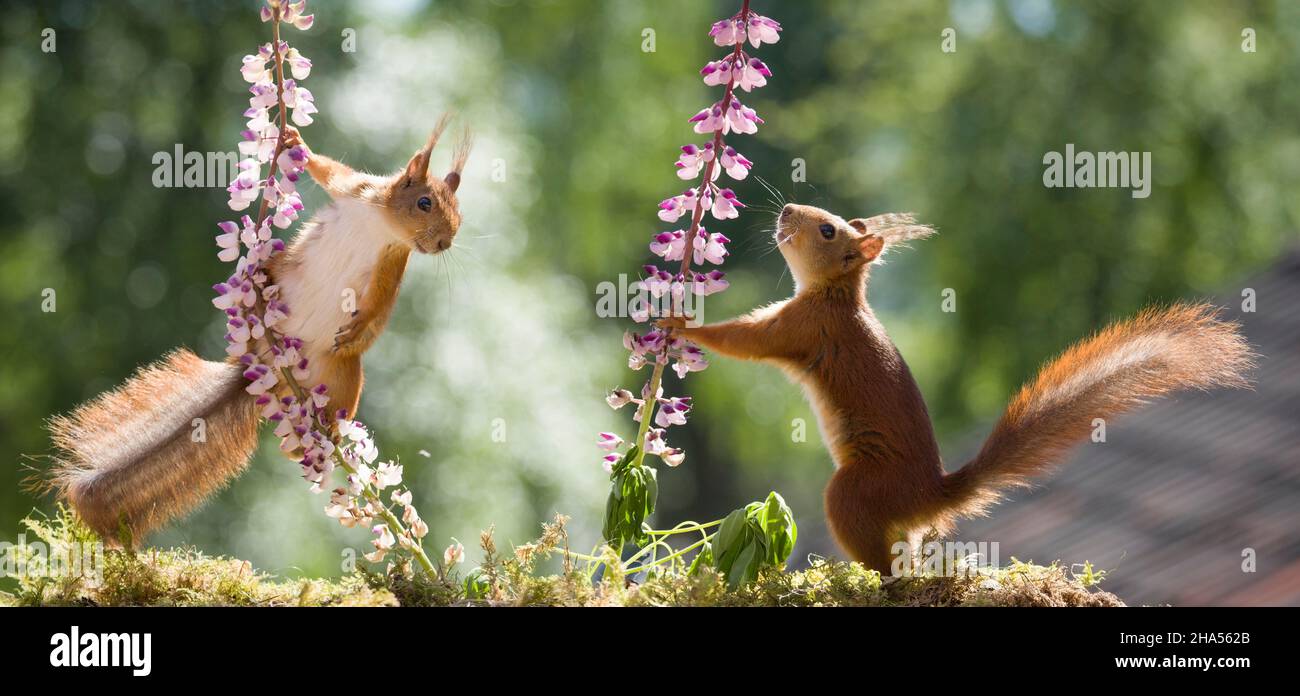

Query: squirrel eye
[819,223,836,240]
[417,196,432,212]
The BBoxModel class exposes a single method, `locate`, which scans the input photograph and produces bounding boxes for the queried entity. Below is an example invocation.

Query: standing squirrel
[47,121,471,540]
[661,203,1252,573]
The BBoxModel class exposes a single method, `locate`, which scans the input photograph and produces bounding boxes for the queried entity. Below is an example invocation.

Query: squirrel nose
[436,238,450,251]
[781,204,794,219]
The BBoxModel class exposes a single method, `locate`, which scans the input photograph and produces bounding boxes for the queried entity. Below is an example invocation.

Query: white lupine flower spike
[213,0,436,576]
[600,0,781,553]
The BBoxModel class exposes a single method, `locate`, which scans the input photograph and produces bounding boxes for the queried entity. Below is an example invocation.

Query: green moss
[2,510,1122,607]
[2,509,397,607]
[471,557,1122,607]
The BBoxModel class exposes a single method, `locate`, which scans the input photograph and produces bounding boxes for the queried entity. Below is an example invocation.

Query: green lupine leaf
[757,491,796,564]
[709,492,800,588]
[688,541,713,576]
[644,465,658,517]
[728,542,759,590]
[711,508,748,569]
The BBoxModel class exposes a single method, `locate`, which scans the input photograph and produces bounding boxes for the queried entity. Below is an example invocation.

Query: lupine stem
[622,532,690,568]
[624,535,714,575]
[559,521,724,572]
[647,520,722,536]
[631,362,666,468]
[256,10,289,226]
[621,520,720,568]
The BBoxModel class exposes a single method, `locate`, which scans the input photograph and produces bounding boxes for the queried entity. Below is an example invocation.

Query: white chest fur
[275,198,397,365]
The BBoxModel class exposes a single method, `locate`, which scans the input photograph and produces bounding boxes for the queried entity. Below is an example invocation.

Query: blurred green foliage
[2,0,1296,585]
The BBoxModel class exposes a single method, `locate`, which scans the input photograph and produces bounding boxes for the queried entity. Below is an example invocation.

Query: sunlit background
[2,0,1297,599]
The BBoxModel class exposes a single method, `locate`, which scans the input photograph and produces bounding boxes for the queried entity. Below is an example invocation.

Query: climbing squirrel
[47,120,471,540]
[660,203,1252,573]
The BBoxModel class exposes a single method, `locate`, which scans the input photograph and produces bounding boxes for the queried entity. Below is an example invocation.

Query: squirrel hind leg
[319,357,363,422]
[271,358,361,460]
[824,465,903,574]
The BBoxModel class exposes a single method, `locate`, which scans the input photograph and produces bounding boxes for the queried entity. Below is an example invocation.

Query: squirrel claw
[332,314,369,353]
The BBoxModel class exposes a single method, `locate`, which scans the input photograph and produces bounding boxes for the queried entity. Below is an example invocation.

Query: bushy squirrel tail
[46,349,261,541]
[939,303,1252,523]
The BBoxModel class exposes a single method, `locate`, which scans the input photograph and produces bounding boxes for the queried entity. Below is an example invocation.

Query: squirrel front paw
[656,314,694,331]
[332,312,372,353]
[282,125,308,153]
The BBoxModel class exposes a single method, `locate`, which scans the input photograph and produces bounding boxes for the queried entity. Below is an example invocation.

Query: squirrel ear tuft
[405,113,453,181]
[849,214,935,262]
[851,213,936,244]
[443,127,473,193]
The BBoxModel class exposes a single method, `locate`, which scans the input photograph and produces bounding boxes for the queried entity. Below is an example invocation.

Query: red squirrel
[47,122,471,540]
[661,203,1252,573]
